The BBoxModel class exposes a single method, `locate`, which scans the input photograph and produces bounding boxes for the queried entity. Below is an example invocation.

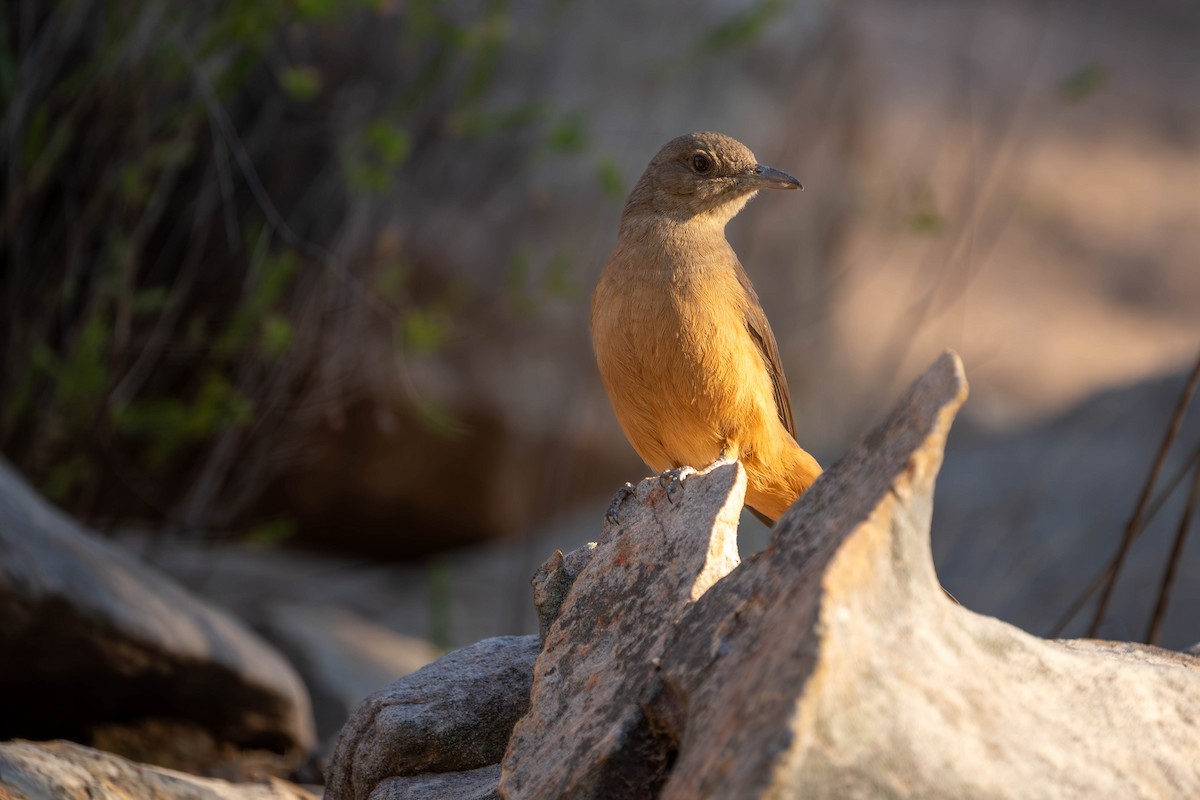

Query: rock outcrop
[327,352,1200,799]
[325,636,539,800]
[0,740,319,800]
[0,459,315,774]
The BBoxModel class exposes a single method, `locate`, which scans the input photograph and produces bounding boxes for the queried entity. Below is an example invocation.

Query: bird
[591,131,822,526]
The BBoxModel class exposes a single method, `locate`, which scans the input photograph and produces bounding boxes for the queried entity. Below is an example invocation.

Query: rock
[499,462,744,798]
[487,352,1200,798]
[262,603,440,747]
[659,353,1200,797]
[0,458,315,774]
[530,543,595,643]
[326,635,539,800]
[369,765,501,800]
[0,740,320,800]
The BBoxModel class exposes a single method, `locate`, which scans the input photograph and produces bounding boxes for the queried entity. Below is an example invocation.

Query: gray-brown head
[621,132,801,227]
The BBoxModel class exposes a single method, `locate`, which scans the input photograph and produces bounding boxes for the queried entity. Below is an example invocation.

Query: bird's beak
[744,164,803,191]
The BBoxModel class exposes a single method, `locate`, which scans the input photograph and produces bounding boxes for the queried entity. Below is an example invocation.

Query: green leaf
[131,287,171,316]
[1059,63,1108,104]
[402,309,447,355]
[366,120,412,167]
[697,0,786,55]
[280,66,322,101]
[243,517,297,548]
[449,103,548,138]
[413,395,464,439]
[44,455,91,503]
[597,158,625,202]
[260,313,294,358]
[543,250,578,300]
[548,113,587,153]
[910,209,943,234]
[56,314,111,429]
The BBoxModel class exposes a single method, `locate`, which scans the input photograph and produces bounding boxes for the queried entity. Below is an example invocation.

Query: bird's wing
[733,258,796,439]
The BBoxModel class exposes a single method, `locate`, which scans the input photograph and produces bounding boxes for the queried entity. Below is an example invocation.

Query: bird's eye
[691,153,712,174]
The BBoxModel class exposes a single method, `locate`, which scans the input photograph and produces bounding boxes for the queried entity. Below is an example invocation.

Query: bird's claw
[606,482,635,524]
[658,466,694,505]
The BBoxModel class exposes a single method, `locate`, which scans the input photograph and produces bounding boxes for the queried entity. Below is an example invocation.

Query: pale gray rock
[328,353,1200,799]
[326,635,539,800]
[651,352,1200,798]
[499,461,745,799]
[0,459,315,770]
[495,352,1200,798]
[369,765,501,800]
[0,740,319,800]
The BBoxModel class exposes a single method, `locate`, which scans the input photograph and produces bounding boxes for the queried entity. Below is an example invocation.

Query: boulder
[325,635,539,800]
[326,352,1200,798]
[500,462,744,798]
[368,765,501,800]
[0,458,315,774]
[650,353,1200,798]
[0,740,319,800]
[496,352,1200,797]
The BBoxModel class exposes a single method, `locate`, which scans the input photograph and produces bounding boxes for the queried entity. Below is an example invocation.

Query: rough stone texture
[531,543,596,644]
[326,635,539,800]
[651,352,1200,798]
[499,461,745,799]
[369,765,501,800]
[0,458,315,771]
[0,740,320,800]
[483,351,1200,798]
[262,603,440,747]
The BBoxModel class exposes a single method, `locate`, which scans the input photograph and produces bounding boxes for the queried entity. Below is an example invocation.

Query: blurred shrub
[0,0,571,537]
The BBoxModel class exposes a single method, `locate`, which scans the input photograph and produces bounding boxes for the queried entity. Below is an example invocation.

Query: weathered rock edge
[0,740,319,800]
[504,351,1200,799]
[325,635,538,800]
[326,351,1200,799]
[0,458,315,761]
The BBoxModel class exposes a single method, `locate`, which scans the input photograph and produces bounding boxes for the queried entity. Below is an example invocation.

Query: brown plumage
[591,131,822,525]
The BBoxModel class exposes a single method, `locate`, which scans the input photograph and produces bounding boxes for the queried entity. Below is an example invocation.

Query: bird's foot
[658,466,695,506]
[712,443,739,467]
[605,482,635,525]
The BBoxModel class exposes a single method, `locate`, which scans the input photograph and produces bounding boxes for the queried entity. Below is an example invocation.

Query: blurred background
[3,0,1200,761]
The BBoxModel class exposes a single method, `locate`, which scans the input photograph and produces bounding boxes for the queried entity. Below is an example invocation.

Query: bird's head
[622,131,802,227]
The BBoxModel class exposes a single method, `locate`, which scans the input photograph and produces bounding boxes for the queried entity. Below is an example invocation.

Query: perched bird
[591,131,822,525]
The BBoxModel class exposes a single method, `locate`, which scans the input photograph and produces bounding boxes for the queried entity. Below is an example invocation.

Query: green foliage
[243,517,298,547]
[548,112,588,153]
[597,158,626,203]
[114,372,253,468]
[697,0,787,55]
[279,66,322,101]
[908,184,944,235]
[0,0,594,543]
[345,119,412,192]
[402,309,449,356]
[1059,63,1108,104]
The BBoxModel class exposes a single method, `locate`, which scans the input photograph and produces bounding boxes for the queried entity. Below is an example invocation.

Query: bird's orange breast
[591,260,781,474]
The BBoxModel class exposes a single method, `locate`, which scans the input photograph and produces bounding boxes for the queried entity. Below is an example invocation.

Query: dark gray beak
[744,164,803,191]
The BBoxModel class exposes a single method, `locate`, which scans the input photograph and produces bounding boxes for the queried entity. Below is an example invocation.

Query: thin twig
[1086,349,1200,637]
[1144,458,1200,645]
[1048,438,1200,637]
